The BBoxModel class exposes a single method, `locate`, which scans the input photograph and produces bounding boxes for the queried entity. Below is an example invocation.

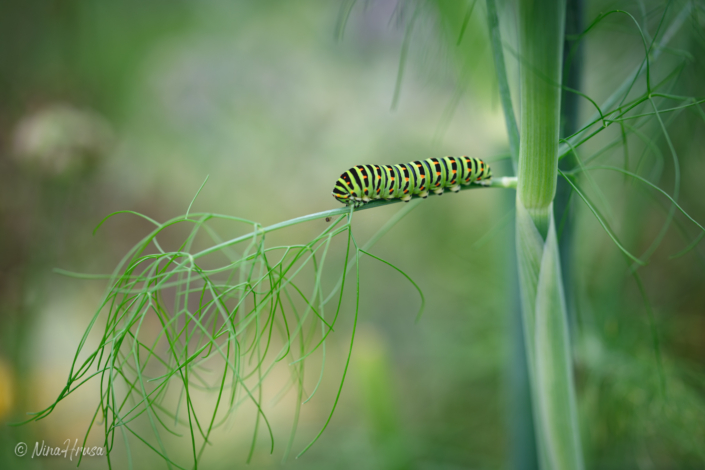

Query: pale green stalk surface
[515,0,583,469]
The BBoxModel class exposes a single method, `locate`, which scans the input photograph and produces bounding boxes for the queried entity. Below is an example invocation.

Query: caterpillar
[332,156,492,207]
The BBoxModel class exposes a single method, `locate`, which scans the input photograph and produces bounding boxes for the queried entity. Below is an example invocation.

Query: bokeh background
[1,1,704,469]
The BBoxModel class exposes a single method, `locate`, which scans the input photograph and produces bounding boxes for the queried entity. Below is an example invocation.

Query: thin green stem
[194,177,516,260]
[486,0,520,170]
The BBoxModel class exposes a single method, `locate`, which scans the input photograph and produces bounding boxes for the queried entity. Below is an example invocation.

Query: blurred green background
[1,1,704,469]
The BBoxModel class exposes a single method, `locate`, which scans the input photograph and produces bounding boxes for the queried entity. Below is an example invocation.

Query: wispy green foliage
[23,185,515,466]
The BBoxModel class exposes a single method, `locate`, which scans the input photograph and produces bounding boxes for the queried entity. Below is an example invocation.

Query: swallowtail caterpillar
[332,156,492,207]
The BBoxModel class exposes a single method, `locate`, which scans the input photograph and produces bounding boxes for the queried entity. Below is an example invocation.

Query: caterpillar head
[332,175,353,205]
[332,193,350,204]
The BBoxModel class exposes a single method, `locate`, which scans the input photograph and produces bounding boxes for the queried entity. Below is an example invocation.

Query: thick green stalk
[515,0,583,469]
[555,0,584,332]
[485,1,538,469]
[517,0,565,234]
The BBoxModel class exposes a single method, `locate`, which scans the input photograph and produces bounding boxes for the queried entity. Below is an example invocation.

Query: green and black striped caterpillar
[332,156,492,207]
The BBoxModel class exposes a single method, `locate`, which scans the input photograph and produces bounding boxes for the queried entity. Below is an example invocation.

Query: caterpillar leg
[450,184,461,193]
[433,188,444,196]
[418,190,429,199]
[349,197,365,208]
[400,194,412,203]
[477,178,492,187]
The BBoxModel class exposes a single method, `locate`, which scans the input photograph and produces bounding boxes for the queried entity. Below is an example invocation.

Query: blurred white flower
[12,104,114,177]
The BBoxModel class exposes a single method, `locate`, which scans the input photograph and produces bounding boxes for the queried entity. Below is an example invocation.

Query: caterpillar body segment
[332,156,492,207]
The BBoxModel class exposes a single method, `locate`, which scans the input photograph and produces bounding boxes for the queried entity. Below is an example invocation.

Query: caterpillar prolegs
[332,156,492,207]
